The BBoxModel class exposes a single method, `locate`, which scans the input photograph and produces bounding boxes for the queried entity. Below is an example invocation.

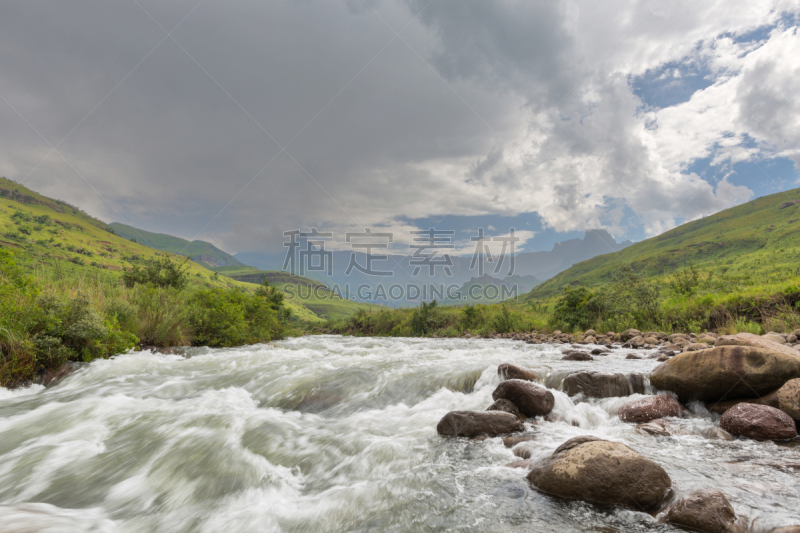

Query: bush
[410,300,444,336]
[188,288,283,347]
[128,286,191,346]
[493,305,513,334]
[123,257,189,290]
[550,286,601,331]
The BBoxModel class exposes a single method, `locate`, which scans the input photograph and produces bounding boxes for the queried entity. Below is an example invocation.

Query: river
[0,336,798,532]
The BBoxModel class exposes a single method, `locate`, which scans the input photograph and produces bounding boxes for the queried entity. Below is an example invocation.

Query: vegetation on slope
[212,266,383,321]
[525,187,800,299]
[0,248,292,387]
[109,222,243,268]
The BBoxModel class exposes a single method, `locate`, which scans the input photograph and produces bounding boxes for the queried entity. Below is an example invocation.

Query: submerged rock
[497,363,539,382]
[437,410,524,438]
[720,403,797,441]
[561,371,645,398]
[527,437,671,511]
[619,395,685,424]
[636,418,734,441]
[650,346,800,403]
[503,435,536,448]
[506,459,534,469]
[664,489,737,533]
[492,379,554,417]
[34,361,81,387]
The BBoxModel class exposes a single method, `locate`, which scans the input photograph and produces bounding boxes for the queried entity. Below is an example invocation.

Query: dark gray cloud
[0,0,797,252]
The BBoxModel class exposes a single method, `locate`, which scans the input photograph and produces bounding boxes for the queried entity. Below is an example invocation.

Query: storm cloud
[1,0,798,252]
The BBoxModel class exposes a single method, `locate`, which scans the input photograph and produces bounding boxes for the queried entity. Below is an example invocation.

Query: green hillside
[0,177,318,323]
[109,222,242,268]
[525,187,800,300]
[212,266,383,321]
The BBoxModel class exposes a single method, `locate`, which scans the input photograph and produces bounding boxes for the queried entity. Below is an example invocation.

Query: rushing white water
[0,336,798,532]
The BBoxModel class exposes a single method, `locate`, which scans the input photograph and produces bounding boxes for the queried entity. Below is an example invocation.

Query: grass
[211,267,384,321]
[109,222,243,268]
[524,187,800,300]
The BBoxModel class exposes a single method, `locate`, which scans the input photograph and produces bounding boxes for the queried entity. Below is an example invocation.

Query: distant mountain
[523,187,800,300]
[439,274,541,305]
[109,222,243,268]
[234,229,631,306]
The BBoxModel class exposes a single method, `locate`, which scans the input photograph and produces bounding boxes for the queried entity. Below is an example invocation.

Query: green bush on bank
[0,249,290,387]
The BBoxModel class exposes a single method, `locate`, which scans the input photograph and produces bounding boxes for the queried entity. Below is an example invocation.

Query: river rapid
[0,336,798,532]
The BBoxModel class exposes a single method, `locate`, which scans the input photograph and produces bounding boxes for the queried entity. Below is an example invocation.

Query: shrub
[550,286,600,331]
[493,305,513,334]
[123,257,189,290]
[188,288,283,347]
[410,300,444,336]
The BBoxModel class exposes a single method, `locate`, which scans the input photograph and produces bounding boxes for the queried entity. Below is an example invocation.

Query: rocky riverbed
[438,331,800,532]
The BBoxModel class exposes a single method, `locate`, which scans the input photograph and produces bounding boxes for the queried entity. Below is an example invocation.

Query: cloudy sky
[1,0,799,255]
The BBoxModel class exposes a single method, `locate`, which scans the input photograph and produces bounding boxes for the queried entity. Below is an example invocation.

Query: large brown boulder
[619,395,685,423]
[497,363,539,382]
[665,489,737,533]
[776,378,800,420]
[720,403,797,441]
[436,410,524,437]
[716,332,800,358]
[650,346,800,403]
[492,379,554,417]
[527,437,671,511]
[706,378,800,420]
[562,371,645,398]
[622,328,643,340]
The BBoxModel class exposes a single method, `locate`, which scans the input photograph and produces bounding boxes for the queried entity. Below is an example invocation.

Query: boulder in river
[562,350,593,361]
[492,379,555,417]
[437,410,524,438]
[629,336,646,348]
[720,403,797,441]
[650,346,800,403]
[619,395,685,423]
[622,328,643,340]
[715,332,800,358]
[562,371,645,398]
[664,489,737,533]
[706,378,800,420]
[776,378,800,420]
[497,363,539,382]
[527,436,671,511]
[487,398,525,420]
[683,342,711,352]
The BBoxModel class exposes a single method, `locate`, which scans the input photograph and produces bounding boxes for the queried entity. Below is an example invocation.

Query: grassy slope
[524,187,800,300]
[0,177,320,322]
[211,266,383,321]
[109,222,243,268]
